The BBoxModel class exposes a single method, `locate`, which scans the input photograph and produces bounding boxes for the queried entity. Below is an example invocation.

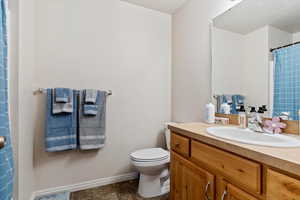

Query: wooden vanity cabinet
[170,132,300,200]
[171,152,215,200]
[220,182,259,200]
[171,133,190,158]
[266,169,300,200]
[191,140,261,195]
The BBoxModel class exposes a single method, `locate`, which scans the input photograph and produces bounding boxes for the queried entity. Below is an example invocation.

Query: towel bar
[33,88,112,96]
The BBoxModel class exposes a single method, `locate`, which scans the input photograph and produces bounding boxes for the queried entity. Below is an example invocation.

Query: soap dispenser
[261,105,268,118]
[249,107,256,118]
[257,107,265,118]
[248,107,257,130]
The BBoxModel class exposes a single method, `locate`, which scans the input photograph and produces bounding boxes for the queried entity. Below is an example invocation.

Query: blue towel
[52,88,74,114]
[55,88,72,103]
[45,89,78,152]
[216,95,225,113]
[83,104,98,115]
[232,95,245,114]
[216,94,245,114]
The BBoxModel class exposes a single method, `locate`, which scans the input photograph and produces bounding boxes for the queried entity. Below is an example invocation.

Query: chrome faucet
[248,113,264,133]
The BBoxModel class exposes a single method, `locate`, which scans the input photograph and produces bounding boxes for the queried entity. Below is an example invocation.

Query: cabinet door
[220,183,258,200]
[171,151,215,200]
[267,169,300,200]
[170,152,184,200]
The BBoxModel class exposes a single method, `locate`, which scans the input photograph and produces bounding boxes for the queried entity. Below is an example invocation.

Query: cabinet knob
[175,143,180,148]
[0,136,6,149]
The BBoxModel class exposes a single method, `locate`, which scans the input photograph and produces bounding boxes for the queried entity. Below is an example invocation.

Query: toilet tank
[165,122,176,151]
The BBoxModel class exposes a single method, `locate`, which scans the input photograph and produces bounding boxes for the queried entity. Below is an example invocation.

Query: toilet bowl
[130,148,170,198]
[130,123,173,198]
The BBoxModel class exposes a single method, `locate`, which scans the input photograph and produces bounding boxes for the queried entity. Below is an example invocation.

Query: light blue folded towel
[52,88,73,114]
[83,104,98,115]
[55,88,72,103]
[45,89,78,152]
[85,89,98,104]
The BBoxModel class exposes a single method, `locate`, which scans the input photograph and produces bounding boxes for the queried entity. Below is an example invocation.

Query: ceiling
[121,0,188,14]
[214,0,300,34]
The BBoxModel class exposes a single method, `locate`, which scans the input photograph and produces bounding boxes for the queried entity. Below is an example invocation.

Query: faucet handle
[279,112,290,120]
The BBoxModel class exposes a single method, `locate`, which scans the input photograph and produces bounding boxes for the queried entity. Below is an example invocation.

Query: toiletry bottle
[257,107,265,126]
[238,105,247,129]
[249,107,256,118]
[248,107,257,130]
[261,105,268,118]
[257,107,265,119]
[205,102,215,124]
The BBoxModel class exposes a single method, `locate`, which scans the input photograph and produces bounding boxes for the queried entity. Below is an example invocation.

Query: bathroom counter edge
[168,122,300,176]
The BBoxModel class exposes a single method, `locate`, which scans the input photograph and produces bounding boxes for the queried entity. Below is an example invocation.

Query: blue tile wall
[273,43,300,120]
[0,1,14,199]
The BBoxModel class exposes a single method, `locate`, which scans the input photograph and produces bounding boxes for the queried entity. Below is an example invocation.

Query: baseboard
[31,172,138,199]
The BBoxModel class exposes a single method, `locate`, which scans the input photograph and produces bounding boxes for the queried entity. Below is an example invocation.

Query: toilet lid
[130,148,169,161]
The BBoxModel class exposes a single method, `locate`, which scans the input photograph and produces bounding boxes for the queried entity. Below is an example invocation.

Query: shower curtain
[273,43,300,120]
[0,0,14,199]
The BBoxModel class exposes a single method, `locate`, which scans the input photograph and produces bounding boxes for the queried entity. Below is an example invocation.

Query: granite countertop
[168,122,300,176]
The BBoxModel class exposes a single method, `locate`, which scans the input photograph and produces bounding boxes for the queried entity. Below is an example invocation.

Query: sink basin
[206,127,300,147]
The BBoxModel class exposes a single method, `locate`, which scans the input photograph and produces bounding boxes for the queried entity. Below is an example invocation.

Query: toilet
[130,124,172,198]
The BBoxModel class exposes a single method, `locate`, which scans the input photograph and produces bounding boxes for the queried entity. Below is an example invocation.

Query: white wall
[211,26,269,108]
[18,0,37,199]
[242,26,269,107]
[293,32,300,42]
[212,25,293,110]
[268,26,293,49]
[7,0,19,199]
[18,0,171,198]
[172,0,239,122]
[212,27,244,95]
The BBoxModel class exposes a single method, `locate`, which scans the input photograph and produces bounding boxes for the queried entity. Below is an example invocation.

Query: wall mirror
[211,0,300,120]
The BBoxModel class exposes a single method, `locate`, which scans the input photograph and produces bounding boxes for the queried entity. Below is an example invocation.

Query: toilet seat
[130,148,170,162]
[131,157,170,168]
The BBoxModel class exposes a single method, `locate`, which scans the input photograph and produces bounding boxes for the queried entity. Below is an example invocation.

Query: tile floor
[70,179,169,200]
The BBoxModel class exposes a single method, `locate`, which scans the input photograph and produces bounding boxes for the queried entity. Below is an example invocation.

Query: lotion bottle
[205,102,215,124]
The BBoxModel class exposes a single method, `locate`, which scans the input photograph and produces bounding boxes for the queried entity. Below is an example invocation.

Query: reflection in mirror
[212,0,300,120]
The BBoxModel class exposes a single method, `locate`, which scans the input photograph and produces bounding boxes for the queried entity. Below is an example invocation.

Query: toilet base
[138,174,170,198]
